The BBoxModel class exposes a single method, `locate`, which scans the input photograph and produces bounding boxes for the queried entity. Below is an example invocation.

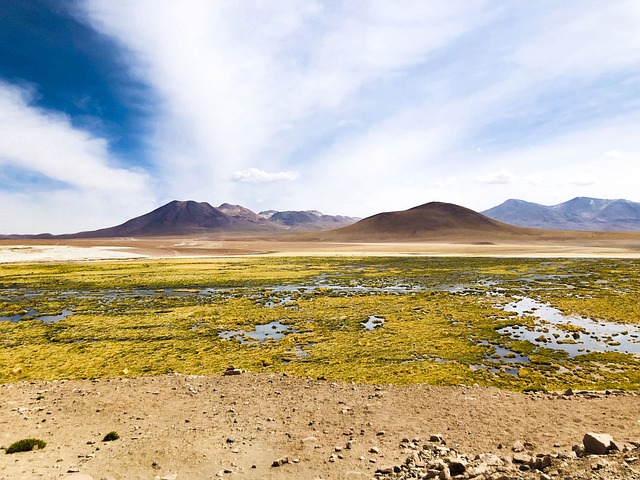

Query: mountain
[68,200,240,238]
[482,197,640,231]
[60,201,359,238]
[267,210,359,231]
[314,201,531,241]
[217,203,264,224]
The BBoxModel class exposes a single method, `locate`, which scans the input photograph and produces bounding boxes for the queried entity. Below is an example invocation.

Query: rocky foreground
[1,373,639,479]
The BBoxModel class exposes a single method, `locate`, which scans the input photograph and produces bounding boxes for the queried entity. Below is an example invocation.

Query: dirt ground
[1,373,639,480]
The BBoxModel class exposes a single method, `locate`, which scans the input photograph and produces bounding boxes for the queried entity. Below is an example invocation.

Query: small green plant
[102,431,120,442]
[5,438,46,454]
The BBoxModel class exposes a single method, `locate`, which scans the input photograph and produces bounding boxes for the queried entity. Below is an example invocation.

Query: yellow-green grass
[1,257,639,391]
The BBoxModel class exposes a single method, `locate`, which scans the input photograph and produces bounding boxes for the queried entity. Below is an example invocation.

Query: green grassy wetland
[1,257,639,391]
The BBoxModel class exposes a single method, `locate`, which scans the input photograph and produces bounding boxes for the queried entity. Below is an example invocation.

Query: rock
[375,466,394,474]
[226,437,235,443]
[583,432,616,455]
[430,434,444,443]
[63,475,94,480]
[512,440,525,452]
[410,451,425,468]
[533,455,553,470]
[271,457,289,467]
[369,446,379,454]
[223,367,242,376]
[476,453,503,467]
[448,457,467,475]
[161,475,178,480]
[512,453,532,464]
[438,467,452,480]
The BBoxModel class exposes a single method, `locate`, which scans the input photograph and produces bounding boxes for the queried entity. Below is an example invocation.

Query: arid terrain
[3,234,640,263]
[1,373,640,480]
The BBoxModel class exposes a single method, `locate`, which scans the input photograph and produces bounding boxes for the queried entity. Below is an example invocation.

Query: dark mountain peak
[324,201,514,241]
[68,200,233,237]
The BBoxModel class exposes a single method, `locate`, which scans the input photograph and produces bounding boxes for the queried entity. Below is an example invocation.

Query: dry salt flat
[0,246,147,263]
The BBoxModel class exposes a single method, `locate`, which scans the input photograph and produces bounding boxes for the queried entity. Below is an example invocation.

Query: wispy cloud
[478,170,518,185]
[231,168,299,184]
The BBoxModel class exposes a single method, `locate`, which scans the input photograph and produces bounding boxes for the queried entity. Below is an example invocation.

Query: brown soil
[1,373,639,479]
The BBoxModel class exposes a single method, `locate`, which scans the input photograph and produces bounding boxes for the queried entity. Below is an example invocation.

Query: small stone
[533,455,553,470]
[375,466,394,474]
[448,457,467,475]
[271,457,289,467]
[226,437,235,443]
[512,453,532,464]
[512,440,525,452]
[369,446,379,454]
[376,430,385,436]
[223,367,242,376]
[430,434,443,443]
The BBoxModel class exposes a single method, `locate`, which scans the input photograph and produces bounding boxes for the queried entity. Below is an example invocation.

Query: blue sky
[2,0,640,234]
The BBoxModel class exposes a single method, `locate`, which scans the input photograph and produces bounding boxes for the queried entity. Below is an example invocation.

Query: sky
[2,0,640,234]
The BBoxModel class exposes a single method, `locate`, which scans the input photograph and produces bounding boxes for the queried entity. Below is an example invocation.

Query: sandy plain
[3,234,640,263]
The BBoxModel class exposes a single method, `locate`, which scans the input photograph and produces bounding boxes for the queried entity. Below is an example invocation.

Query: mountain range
[2,196,640,240]
[482,197,640,231]
[56,201,360,238]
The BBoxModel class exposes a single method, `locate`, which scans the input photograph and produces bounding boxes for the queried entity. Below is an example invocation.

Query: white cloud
[0,82,154,234]
[230,168,299,184]
[478,169,519,185]
[604,150,622,159]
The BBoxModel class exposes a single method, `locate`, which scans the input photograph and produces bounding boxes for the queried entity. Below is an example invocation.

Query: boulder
[583,433,616,455]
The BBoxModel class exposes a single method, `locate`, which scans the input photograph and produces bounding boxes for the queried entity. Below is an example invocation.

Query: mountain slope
[483,197,640,231]
[315,202,532,241]
[68,200,238,238]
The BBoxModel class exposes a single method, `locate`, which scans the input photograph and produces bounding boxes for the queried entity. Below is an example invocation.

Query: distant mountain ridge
[57,201,359,238]
[482,197,640,231]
